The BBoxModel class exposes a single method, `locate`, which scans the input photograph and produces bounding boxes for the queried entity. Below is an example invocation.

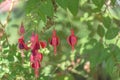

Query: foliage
[0,0,120,80]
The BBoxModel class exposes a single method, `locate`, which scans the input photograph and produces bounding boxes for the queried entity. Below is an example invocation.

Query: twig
[70,68,88,78]
[0,21,4,28]
[4,33,10,46]
[103,0,111,13]
[4,0,15,28]
[0,0,15,46]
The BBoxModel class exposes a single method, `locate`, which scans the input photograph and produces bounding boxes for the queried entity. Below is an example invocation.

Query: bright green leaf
[109,6,120,20]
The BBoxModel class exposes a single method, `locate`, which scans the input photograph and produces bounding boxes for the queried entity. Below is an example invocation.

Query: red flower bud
[67,29,77,51]
[49,30,60,55]
[19,22,25,35]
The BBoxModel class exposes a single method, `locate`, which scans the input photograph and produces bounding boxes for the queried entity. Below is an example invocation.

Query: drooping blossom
[19,22,25,35]
[30,33,46,78]
[30,34,40,51]
[30,33,47,50]
[18,36,29,62]
[30,32,36,43]
[49,29,60,55]
[67,29,77,51]
[30,50,43,78]
[18,36,29,50]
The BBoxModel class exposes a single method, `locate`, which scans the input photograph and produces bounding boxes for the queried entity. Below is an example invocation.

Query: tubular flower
[30,33,47,50]
[30,34,40,51]
[19,22,25,35]
[67,29,77,51]
[30,33,46,78]
[30,32,35,43]
[49,30,60,55]
[30,50,43,78]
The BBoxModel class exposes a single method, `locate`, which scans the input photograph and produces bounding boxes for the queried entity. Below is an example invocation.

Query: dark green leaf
[92,0,105,9]
[105,27,119,40]
[67,0,79,16]
[56,0,79,16]
[105,57,115,75]
[56,0,68,9]
[97,25,105,37]
[38,11,47,22]
[103,17,111,29]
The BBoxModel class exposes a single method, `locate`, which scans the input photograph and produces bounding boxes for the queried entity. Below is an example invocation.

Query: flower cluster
[18,22,78,78]
[30,33,46,78]
[18,23,46,78]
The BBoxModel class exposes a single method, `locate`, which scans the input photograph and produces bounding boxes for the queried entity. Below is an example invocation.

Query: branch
[0,0,15,46]
[70,68,88,78]
[4,0,15,28]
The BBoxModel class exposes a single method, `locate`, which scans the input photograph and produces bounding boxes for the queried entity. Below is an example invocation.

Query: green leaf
[105,57,115,75]
[92,0,105,9]
[103,17,111,29]
[84,42,105,69]
[56,0,79,16]
[97,25,105,37]
[109,6,120,20]
[38,11,46,22]
[40,0,54,17]
[67,0,79,16]
[108,44,120,61]
[56,0,68,9]
[105,27,119,40]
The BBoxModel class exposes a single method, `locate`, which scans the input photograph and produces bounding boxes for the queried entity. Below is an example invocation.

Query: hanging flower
[18,36,29,62]
[49,29,60,55]
[19,22,25,35]
[30,32,36,43]
[30,33,46,78]
[30,34,40,51]
[30,50,43,78]
[67,29,77,51]
[18,36,29,50]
